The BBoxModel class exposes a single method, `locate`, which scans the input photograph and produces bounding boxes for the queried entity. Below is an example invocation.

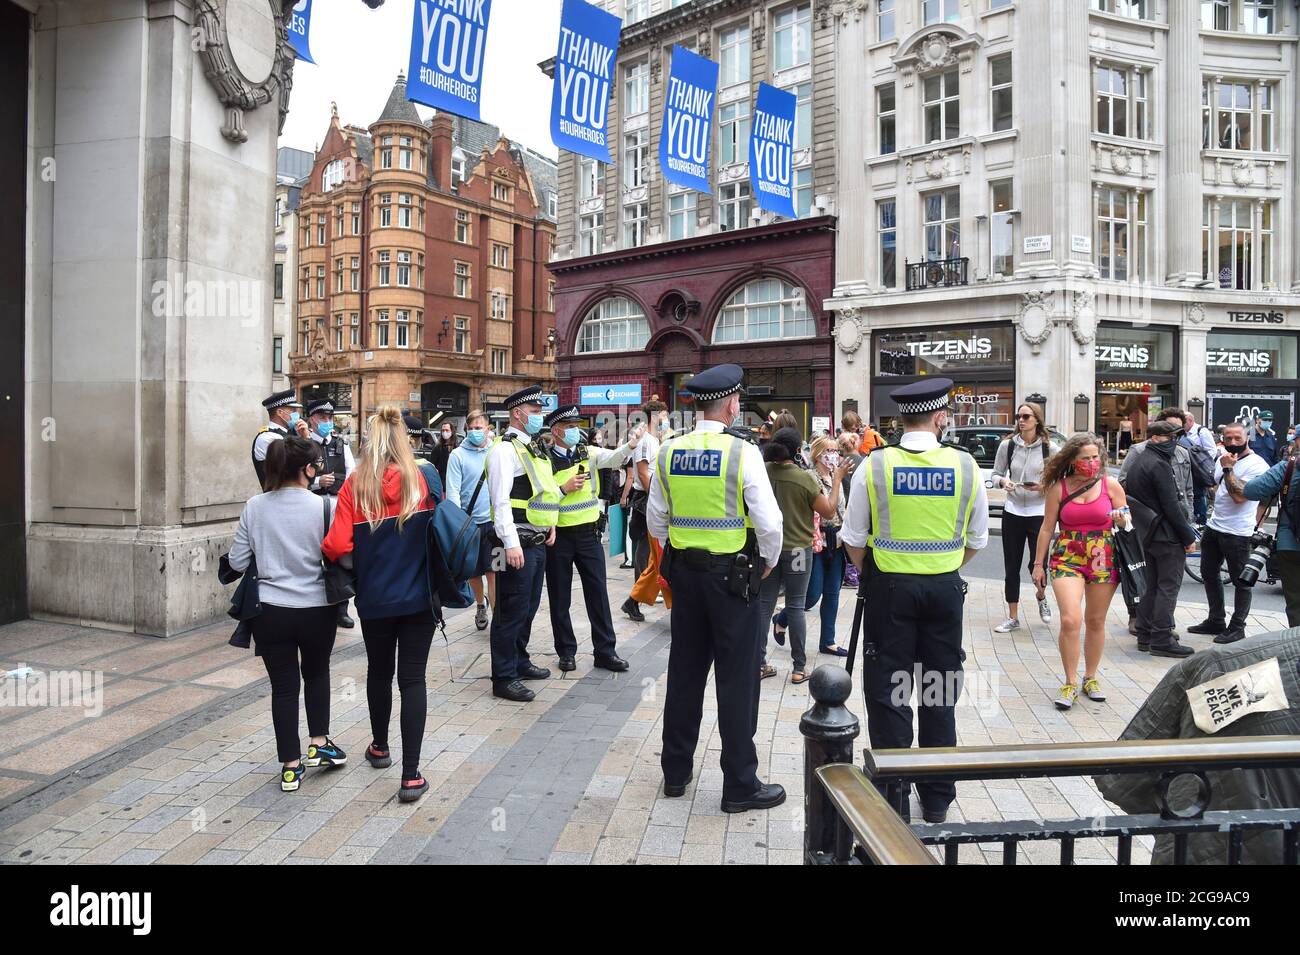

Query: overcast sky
[280,0,563,160]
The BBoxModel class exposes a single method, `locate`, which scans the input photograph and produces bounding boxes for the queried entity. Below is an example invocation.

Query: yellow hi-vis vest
[864,444,977,574]
[494,436,562,528]
[553,454,601,527]
[656,430,752,555]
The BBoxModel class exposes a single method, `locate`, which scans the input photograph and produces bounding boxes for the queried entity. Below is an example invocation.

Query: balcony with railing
[905,256,969,291]
[800,667,1300,865]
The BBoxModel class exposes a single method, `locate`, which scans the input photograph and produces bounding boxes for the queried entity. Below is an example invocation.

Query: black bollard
[800,664,860,864]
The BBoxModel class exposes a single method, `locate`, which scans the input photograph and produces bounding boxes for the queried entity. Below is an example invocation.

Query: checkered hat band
[507,391,543,409]
[690,385,741,402]
[268,396,297,408]
[896,395,948,415]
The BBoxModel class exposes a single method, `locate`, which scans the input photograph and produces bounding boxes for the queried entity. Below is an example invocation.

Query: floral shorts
[1049,531,1116,584]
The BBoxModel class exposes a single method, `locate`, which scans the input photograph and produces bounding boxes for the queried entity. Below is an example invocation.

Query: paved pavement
[0,545,1291,865]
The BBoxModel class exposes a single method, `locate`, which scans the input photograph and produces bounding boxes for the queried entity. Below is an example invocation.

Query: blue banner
[551,0,621,163]
[749,83,797,219]
[658,45,718,194]
[580,384,643,406]
[407,0,493,121]
[287,0,315,64]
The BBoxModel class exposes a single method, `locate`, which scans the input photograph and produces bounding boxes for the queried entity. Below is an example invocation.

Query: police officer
[486,385,565,702]
[307,398,357,629]
[841,377,988,825]
[543,405,643,673]
[252,389,308,488]
[403,414,433,463]
[306,399,356,497]
[646,364,786,814]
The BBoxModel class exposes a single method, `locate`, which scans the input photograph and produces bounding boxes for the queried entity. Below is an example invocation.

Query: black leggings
[362,611,436,777]
[1001,512,1046,606]
[256,603,338,764]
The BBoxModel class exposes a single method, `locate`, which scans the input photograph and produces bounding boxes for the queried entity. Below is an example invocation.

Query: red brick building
[550,217,836,431]
[291,75,558,428]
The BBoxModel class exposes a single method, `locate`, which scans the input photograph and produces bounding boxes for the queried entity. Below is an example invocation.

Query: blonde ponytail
[353,405,425,530]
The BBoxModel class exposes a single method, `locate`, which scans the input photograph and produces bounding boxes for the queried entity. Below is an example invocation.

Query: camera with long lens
[1237,531,1276,588]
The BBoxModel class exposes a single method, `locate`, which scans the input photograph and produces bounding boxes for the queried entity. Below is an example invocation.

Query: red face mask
[1074,459,1101,478]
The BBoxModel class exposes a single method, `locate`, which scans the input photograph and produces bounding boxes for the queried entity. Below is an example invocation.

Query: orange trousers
[630,536,673,608]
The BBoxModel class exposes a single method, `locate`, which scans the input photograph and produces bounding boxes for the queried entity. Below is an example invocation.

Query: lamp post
[1073,394,1091,434]
[1187,396,1205,425]
[1025,392,1047,428]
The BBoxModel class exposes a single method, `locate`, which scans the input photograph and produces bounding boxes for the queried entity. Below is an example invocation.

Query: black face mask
[1224,443,1248,456]
[1150,438,1176,457]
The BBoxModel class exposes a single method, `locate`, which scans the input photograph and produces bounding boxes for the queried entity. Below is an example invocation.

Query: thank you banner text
[658,45,718,194]
[408,0,493,121]
[287,0,315,64]
[749,83,797,218]
[551,0,621,163]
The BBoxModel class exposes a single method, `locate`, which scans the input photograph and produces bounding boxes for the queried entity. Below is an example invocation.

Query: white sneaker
[993,618,1020,633]
[1055,684,1078,710]
[1038,598,1052,623]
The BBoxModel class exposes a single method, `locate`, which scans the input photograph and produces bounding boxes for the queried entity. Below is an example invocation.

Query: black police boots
[492,680,535,703]
[720,783,786,814]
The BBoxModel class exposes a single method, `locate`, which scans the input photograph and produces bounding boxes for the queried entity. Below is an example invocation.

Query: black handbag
[1112,527,1147,607]
[321,495,356,606]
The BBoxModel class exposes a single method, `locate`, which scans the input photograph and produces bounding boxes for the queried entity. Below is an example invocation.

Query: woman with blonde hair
[1030,433,1129,711]
[323,405,439,802]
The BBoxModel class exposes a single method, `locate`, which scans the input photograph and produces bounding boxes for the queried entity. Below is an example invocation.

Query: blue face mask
[316,421,334,439]
[563,427,583,448]
[525,413,545,435]
[1261,421,1273,432]
[287,411,301,427]
[465,428,487,447]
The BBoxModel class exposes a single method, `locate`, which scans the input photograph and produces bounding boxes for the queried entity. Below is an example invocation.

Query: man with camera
[1244,444,1300,627]
[1187,423,1270,645]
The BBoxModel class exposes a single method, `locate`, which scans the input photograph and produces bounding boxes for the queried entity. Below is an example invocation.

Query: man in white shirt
[1184,411,1219,523]
[621,397,669,622]
[1187,422,1270,645]
[484,385,572,703]
[840,377,988,825]
[646,364,786,813]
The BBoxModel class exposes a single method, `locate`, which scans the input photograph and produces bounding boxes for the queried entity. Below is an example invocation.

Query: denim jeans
[775,546,845,649]
[758,548,813,671]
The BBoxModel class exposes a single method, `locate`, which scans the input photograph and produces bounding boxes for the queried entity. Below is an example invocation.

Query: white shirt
[553,440,635,473]
[487,427,537,550]
[633,431,661,491]
[252,423,289,462]
[646,420,784,567]
[840,431,990,553]
[1209,450,1270,537]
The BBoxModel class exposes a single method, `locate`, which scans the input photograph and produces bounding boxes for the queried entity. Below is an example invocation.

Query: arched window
[577,297,650,353]
[712,279,813,343]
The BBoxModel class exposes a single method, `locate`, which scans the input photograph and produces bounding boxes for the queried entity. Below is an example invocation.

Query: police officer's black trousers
[489,542,546,681]
[546,524,617,660]
[661,563,762,801]
[862,570,966,813]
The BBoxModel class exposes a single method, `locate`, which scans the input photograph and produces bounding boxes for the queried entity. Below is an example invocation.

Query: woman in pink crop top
[1031,433,1129,713]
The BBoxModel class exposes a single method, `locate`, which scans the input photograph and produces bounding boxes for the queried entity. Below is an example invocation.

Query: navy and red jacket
[322,464,441,620]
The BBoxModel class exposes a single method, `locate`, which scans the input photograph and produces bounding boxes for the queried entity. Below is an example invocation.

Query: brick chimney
[429,112,453,190]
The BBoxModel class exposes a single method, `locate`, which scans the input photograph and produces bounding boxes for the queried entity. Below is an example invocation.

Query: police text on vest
[670,449,722,477]
[892,467,956,496]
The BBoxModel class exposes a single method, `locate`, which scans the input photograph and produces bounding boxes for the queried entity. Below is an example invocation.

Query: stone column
[1166,0,1203,285]
[26,1,284,635]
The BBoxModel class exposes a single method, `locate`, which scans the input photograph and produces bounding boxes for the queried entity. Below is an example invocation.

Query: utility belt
[665,538,761,601]
[555,521,598,538]
[490,525,548,550]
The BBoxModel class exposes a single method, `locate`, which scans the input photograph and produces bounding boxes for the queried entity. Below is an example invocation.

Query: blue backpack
[418,464,476,611]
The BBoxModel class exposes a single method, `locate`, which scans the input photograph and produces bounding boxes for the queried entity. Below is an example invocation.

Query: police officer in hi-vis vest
[307,398,358,629]
[646,364,787,814]
[543,405,644,673]
[252,389,308,488]
[486,385,566,702]
[841,377,988,825]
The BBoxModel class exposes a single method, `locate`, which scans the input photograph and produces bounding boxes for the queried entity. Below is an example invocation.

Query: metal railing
[905,256,969,291]
[801,666,1300,865]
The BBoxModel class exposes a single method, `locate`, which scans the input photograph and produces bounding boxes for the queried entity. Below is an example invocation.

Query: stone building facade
[290,76,559,431]
[544,0,838,432]
[828,0,1300,453]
